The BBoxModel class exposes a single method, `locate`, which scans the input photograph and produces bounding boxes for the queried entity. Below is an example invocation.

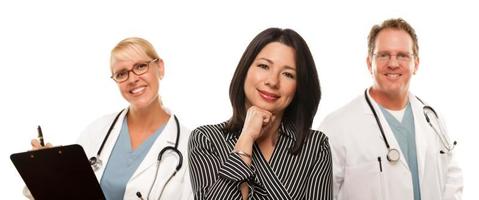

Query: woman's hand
[234,106,274,165]
[30,139,53,150]
[235,106,275,199]
[241,106,275,141]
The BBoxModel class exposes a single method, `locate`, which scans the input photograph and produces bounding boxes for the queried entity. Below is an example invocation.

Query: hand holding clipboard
[11,126,106,200]
[30,125,53,150]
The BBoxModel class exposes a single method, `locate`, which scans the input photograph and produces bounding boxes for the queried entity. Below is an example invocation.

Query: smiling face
[367,28,419,98]
[111,53,164,110]
[244,42,297,116]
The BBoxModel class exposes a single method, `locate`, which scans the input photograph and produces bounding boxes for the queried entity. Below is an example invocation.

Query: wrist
[232,150,252,159]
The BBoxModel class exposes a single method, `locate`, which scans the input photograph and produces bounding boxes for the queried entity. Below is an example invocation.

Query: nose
[264,72,279,88]
[126,71,140,84]
[387,56,400,68]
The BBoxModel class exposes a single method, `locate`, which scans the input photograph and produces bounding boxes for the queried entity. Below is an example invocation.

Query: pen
[377,156,383,172]
[37,125,45,147]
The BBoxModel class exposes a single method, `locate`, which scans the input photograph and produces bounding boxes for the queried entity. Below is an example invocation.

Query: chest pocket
[342,160,386,200]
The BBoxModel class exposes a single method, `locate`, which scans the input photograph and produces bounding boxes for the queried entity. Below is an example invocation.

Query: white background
[1,0,477,199]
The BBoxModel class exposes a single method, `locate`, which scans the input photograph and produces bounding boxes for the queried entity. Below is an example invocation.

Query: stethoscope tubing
[89,109,183,200]
[364,89,456,161]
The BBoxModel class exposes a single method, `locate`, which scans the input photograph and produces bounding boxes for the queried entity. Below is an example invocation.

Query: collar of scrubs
[96,108,180,181]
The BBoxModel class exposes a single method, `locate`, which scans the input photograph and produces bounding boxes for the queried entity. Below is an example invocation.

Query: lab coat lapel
[95,109,127,180]
[409,94,428,184]
[130,114,178,180]
[363,90,410,170]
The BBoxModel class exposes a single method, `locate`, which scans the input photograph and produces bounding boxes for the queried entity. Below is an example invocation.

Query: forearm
[190,153,254,200]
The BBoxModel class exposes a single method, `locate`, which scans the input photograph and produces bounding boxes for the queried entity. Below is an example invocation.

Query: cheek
[371,63,381,73]
[284,82,297,99]
[119,83,128,91]
[244,73,257,91]
[118,84,129,97]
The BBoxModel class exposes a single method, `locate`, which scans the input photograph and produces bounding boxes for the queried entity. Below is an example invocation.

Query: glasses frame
[373,52,415,63]
[111,58,159,83]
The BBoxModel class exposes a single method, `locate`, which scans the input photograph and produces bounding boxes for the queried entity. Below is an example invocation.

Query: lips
[384,73,402,80]
[258,89,280,102]
[129,86,146,95]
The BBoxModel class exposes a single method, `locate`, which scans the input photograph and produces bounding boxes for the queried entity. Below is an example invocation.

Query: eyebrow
[257,57,296,70]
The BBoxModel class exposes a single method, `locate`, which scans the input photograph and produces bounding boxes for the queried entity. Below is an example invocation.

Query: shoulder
[169,114,191,137]
[319,96,365,131]
[192,122,228,136]
[300,130,331,158]
[324,96,364,122]
[188,122,230,154]
[189,122,229,142]
[78,111,122,137]
[76,110,125,152]
[307,130,330,148]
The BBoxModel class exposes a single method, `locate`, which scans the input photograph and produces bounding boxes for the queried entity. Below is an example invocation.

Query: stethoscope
[364,89,457,163]
[88,109,183,200]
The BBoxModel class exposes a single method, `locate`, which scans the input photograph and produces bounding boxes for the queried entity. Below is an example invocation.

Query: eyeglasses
[111,58,158,83]
[373,52,415,63]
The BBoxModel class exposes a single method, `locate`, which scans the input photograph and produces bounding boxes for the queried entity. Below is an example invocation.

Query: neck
[128,98,169,128]
[369,87,409,110]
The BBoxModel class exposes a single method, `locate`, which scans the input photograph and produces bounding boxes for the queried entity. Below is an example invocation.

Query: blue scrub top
[380,103,421,200]
[100,117,164,200]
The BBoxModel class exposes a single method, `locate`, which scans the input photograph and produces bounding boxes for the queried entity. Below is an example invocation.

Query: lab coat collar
[362,88,410,170]
[363,89,431,180]
[409,93,429,185]
[95,109,128,179]
[130,108,180,180]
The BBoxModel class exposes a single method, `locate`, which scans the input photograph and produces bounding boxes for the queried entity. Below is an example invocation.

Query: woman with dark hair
[188,28,332,200]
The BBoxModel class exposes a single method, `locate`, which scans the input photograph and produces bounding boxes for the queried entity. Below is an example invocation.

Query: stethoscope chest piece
[90,156,102,172]
[387,148,400,162]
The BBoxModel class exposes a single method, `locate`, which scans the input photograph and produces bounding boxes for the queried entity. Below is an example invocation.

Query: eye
[257,63,269,69]
[282,71,296,79]
[396,53,410,60]
[377,52,390,59]
[114,71,128,80]
[134,63,148,71]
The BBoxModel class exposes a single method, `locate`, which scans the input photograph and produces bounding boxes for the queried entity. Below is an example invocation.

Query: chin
[128,97,153,108]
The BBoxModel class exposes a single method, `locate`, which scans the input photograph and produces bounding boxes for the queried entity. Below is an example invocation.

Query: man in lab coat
[319,18,463,200]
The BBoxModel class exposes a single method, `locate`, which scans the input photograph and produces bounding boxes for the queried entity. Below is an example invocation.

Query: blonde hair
[110,37,160,67]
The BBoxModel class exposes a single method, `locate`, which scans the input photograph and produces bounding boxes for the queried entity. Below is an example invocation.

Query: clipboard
[10,144,105,200]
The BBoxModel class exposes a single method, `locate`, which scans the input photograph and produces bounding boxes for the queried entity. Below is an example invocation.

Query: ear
[367,55,373,74]
[157,59,165,79]
[413,56,420,75]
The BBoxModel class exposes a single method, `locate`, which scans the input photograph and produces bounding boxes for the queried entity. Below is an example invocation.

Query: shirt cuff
[218,152,255,182]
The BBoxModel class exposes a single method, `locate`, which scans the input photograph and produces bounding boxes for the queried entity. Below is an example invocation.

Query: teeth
[130,86,145,94]
[386,74,400,78]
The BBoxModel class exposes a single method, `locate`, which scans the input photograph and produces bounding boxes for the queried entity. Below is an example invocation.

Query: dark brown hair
[226,28,321,155]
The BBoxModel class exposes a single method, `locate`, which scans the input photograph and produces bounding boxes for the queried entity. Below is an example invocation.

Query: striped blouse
[188,122,333,200]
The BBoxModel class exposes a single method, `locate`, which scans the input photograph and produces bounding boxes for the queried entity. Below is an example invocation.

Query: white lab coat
[319,91,463,200]
[77,108,193,200]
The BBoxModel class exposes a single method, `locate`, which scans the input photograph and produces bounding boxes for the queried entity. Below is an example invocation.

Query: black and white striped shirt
[188,122,333,200]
